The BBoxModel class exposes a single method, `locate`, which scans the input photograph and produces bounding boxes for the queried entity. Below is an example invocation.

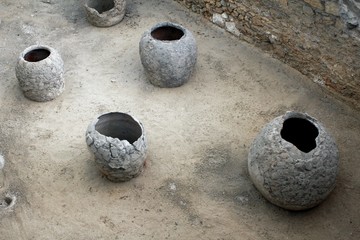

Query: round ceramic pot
[139,22,197,88]
[248,111,339,210]
[15,45,64,102]
[85,112,147,182]
[84,0,126,27]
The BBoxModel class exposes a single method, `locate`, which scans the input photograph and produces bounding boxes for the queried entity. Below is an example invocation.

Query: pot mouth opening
[280,117,319,153]
[87,0,114,14]
[24,48,50,62]
[95,112,142,144]
[151,25,184,41]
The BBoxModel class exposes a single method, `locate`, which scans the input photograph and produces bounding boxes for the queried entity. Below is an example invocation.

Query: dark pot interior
[95,112,142,144]
[24,48,50,62]
[280,117,319,153]
[87,0,114,14]
[151,25,184,41]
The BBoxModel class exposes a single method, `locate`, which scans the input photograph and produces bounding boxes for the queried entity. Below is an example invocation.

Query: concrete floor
[0,0,359,239]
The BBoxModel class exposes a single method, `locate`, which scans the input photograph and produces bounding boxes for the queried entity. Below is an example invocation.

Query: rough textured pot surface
[15,45,64,102]
[139,22,197,88]
[85,112,147,182]
[84,0,126,27]
[248,111,339,210]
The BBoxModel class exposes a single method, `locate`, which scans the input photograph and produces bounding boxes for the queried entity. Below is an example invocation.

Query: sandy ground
[0,0,359,239]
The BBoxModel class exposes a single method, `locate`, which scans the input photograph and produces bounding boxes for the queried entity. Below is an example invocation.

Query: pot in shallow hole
[85,112,147,182]
[139,22,197,88]
[248,111,339,210]
[84,0,126,27]
[15,45,64,102]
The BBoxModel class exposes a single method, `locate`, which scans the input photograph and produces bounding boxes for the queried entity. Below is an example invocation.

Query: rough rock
[225,21,241,36]
[212,13,225,27]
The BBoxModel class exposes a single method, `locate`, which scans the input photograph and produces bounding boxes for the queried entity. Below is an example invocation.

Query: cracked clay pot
[15,45,64,102]
[85,112,147,182]
[248,111,339,210]
[84,0,126,27]
[139,22,197,87]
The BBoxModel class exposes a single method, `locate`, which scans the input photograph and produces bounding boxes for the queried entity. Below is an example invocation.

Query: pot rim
[19,44,53,63]
[149,21,189,42]
[90,111,145,145]
[85,0,123,16]
[278,111,337,154]
[282,111,317,124]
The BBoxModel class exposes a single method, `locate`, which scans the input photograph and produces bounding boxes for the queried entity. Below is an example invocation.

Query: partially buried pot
[85,112,147,182]
[139,22,197,87]
[248,111,339,210]
[84,0,126,27]
[15,45,64,102]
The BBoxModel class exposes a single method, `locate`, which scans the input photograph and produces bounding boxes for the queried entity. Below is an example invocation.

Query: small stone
[0,154,4,170]
[268,34,278,44]
[304,0,324,10]
[212,13,225,27]
[225,21,241,36]
[325,1,340,16]
[220,0,227,7]
[221,12,228,20]
[169,182,177,191]
[303,5,314,16]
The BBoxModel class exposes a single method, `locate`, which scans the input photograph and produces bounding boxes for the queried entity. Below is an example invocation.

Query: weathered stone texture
[304,0,324,10]
[173,0,360,109]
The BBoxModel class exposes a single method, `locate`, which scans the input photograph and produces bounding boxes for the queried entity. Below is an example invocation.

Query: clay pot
[85,112,147,182]
[248,111,339,210]
[84,0,126,27]
[139,22,197,87]
[15,45,64,102]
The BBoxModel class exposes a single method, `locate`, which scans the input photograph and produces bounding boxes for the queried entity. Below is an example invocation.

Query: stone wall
[174,0,360,109]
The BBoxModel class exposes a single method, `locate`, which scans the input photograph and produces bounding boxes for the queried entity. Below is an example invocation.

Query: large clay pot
[85,112,147,182]
[84,0,126,27]
[139,22,197,88]
[15,45,64,102]
[248,111,339,210]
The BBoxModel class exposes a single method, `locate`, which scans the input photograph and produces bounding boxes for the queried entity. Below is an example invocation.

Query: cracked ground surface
[0,0,359,239]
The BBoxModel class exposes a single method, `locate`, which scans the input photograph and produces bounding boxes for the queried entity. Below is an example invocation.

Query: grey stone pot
[139,22,197,88]
[15,45,64,102]
[84,0,126,27]
[85,112,147,182]
[248,111,339,210]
